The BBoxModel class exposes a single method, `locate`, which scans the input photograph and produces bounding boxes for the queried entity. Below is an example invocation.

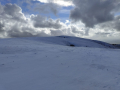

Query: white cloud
[65,20,70,24]
[36,0,73,7]
[0,3,75,38]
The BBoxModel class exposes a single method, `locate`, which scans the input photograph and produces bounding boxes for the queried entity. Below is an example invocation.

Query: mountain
[0,36,120,90]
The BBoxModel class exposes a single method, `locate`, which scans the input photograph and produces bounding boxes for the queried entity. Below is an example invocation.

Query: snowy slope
[26,36,117,48]
[113,44,120,48]
[0,36,116,49]
[117,44,120,48]
[0,36,120,90]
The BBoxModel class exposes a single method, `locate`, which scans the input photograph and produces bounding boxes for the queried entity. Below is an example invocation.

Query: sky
[0,0,120,44]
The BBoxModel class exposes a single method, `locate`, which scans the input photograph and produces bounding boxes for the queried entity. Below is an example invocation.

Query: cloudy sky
[0,0,120,44]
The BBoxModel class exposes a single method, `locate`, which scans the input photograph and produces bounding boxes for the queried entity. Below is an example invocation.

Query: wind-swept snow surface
[0,36,120,90]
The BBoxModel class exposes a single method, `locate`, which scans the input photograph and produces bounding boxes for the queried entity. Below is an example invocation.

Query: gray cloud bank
[70,0,120,29]
[31,15,62,29]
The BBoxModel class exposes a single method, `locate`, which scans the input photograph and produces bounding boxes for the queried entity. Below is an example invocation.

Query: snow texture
[0,36,120,90]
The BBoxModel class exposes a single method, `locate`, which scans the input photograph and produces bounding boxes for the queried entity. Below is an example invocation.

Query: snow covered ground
[0,36,120,90]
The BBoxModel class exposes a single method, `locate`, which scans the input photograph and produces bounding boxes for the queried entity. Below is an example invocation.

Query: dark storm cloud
[31,15,62,29]
[70,0,120,27]
[0,22,4,32]
[99,16,120,31]
[115,22,120,31]
[114,16,120,31]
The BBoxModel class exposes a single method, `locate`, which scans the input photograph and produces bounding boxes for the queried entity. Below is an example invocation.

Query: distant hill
[26,36,118,49]
[0,36,118,49]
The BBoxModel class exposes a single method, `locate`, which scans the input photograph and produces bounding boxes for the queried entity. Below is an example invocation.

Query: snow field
[0,36,120,90]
